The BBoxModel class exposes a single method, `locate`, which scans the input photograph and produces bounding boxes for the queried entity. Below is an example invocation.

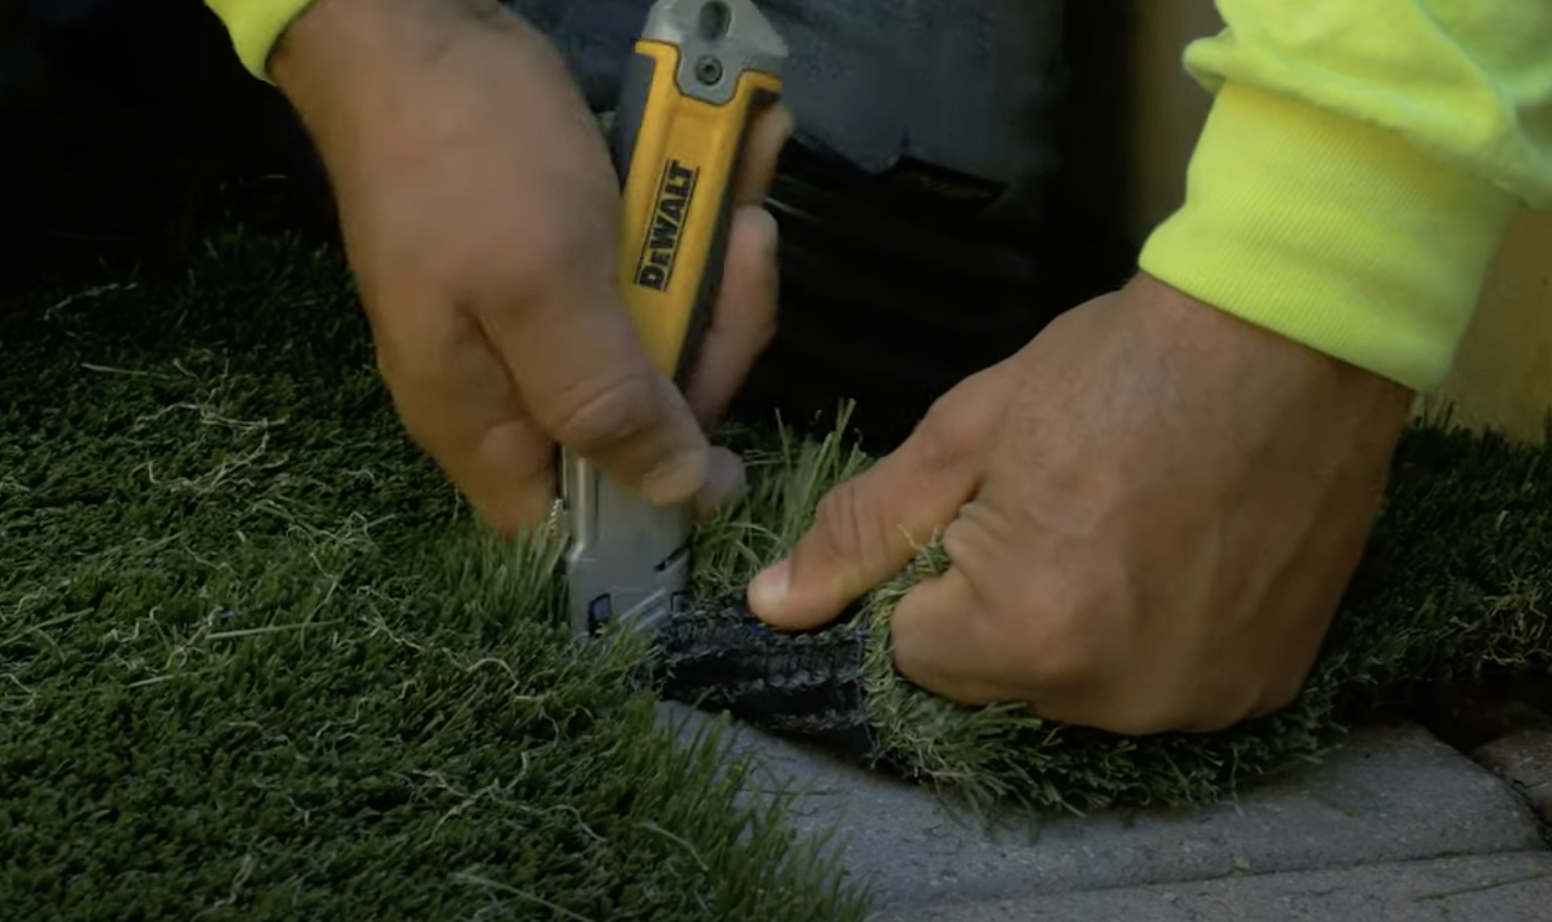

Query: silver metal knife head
[561,450,693,639]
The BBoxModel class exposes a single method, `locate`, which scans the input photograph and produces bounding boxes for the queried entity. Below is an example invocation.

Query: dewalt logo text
[634,159,699,293]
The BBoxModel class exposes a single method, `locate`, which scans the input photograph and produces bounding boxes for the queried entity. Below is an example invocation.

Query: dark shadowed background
[0,0,1136,450]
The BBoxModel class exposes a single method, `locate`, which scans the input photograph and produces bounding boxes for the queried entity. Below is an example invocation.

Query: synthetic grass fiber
[0,233,864,921]
[5,229,1552,917]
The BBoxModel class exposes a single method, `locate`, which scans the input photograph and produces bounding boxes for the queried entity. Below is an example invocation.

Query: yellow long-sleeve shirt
[1140,0,1552,391]
[208,0,1552,392]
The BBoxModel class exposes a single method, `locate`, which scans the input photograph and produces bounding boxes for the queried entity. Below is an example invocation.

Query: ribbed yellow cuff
[206,0,322,81]
[1138,80,1520,392]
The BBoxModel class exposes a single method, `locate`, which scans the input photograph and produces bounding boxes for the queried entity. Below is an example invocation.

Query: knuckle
[453,222,602,317]
[545,369,663,455]
[963,603,1086,696]
[910,398,982,475]
[814,482,876,558]
[394,402,436,451]
[1000,589,1103,692]
[370,349,434,441]
[1019,628,1096,692]
[366,337,449,446]
[387,389,454,467]
[888,625,931,676]
[461,254,552,317]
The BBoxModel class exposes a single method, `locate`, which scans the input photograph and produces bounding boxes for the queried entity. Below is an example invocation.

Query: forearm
[205,0,504,84]
[209,0,539,180]
[1139,0,1552,392]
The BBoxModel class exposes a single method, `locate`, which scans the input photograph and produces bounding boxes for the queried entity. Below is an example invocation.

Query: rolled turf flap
[652,596,884,764]
[670,408,1552,817]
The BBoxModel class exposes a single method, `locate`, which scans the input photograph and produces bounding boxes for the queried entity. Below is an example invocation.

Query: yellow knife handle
[609,2,786,383]
[563,1,788,639]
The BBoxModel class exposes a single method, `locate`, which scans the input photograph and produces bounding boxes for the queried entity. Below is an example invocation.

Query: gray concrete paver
[658,704,1548,912]
[868,852,1552,921]
[1474,730,1552,825]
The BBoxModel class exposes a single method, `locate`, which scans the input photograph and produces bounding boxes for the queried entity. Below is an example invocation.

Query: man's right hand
[269,0,792,534]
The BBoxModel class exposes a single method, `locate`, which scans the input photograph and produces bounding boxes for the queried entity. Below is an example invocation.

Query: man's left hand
[747,272,1414,735]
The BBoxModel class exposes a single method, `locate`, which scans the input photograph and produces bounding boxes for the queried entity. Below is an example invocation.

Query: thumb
[519,295,713,506]
[492,104,795,507]
[748,414,982,630]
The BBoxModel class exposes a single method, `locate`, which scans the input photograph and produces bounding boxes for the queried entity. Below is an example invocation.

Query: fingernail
[748,559,791,617]
[643,447,707,506]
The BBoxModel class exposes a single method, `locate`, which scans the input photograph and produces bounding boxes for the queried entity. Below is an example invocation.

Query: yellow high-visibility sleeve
[205,0,321,82]
[1139,0,1552,391]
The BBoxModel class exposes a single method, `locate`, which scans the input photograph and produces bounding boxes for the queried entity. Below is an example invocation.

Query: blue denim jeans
[20,0,122,28]
[12,0,1061,225]
[509,0,1063,226]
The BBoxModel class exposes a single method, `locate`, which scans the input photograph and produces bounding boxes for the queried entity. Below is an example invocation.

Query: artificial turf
[4,224,1551,919]
[692,394,1552,818]
[0,231,866,921]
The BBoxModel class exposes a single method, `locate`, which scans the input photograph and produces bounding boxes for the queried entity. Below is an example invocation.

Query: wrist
[269,0,514,138]
[271,0,444,99]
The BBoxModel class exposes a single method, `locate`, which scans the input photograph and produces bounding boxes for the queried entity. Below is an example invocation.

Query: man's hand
[748,273,1414,735]
[270,0,791,533]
